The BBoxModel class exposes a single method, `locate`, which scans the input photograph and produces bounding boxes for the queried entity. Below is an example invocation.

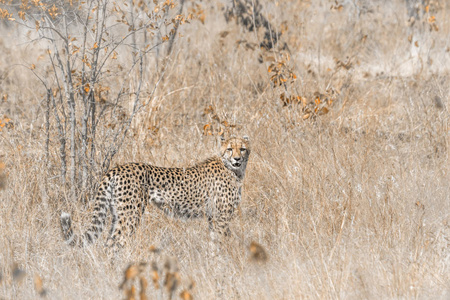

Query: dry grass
[0,0,449,299]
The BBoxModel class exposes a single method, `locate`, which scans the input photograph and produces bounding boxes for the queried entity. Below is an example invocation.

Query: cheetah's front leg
[207,199,235,240]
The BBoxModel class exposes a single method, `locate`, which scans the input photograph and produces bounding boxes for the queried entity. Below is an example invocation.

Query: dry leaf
[249,241,268,262]
[34,274,47,297]
[180,290,193,300]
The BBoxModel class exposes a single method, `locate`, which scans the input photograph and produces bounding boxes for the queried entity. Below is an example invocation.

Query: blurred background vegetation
[0,0,448,298]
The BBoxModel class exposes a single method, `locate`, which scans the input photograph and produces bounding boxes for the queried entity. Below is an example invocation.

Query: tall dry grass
[0,0,449,298]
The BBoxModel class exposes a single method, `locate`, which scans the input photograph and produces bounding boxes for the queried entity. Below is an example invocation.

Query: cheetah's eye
[240,148,246,152]
[227,148,232,152]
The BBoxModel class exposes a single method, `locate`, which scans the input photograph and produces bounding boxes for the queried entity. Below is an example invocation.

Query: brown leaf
[34,274,47,297]
[249,241,268,262]
[318,107,329,115]
[180,290,193,300]
[126,265,139,280]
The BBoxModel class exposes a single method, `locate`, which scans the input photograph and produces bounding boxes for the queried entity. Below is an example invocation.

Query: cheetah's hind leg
[105,185,146,249]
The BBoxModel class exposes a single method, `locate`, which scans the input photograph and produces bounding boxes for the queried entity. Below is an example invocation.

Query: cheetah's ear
[243,135,249,141]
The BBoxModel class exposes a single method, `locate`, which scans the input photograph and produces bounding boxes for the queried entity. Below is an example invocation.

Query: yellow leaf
[30,64,36,70]
[203,124,211,135]
[125,265,139,280]
[149,245,160,253]
[249,241,268,262]
[34,274,46,296]
[151,270,159,289]
[18,11,26,21]
[180,290,193,300]
[318,107,329,115]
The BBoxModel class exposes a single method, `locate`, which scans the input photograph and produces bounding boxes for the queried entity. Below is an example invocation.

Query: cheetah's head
[220,136,250,177]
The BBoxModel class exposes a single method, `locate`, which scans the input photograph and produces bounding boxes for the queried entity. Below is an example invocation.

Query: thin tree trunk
[80,2,93,197]
[166,0,185,56]
[59,14,77,201]
[130,0,137,64]
[102,54,144,171]
[51,91,67,185]
[45,89,51,164]
[44,15,75,196]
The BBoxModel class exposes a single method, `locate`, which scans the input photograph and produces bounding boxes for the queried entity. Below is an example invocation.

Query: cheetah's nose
[234,157,241,161]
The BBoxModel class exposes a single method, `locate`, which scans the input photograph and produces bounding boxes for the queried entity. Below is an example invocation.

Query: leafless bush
[1,0,190,202]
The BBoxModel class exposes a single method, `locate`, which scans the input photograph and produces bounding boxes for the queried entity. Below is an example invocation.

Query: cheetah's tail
[60,210,107,247]
[60,184,112,247]
[60,212,78,246]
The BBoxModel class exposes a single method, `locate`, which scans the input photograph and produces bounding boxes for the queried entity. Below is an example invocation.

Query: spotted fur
[60,136,250,248]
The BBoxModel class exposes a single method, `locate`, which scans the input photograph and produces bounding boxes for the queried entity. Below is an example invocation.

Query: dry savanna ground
[0,0,449,299]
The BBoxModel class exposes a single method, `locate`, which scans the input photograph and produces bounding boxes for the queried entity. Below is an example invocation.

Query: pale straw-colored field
[0,0,449,298]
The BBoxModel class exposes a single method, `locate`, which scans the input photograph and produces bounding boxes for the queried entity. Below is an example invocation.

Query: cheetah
[60,136,250,248]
